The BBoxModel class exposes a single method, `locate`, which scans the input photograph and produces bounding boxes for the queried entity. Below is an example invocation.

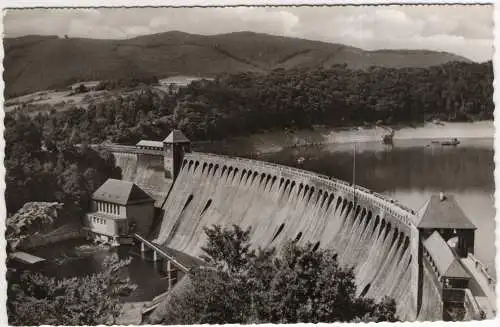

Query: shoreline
[193,121,494,154]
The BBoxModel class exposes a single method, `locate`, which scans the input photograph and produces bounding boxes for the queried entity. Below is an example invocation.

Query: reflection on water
[261,140,494,193]
[17,240,167,302]
[198,137,496,275]
[27,240,109,277]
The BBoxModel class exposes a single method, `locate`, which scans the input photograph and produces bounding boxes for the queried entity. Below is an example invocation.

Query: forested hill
[6,61,491,147]
[4,31,472,97]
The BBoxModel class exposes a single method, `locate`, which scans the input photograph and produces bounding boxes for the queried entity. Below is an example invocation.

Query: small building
[135,130,191,181]
[423,231,471,289]
[136,140,164,151]
[84,179,155,245]
[70,81,101,92]
[163,129,191,180]
[416,192,476,257]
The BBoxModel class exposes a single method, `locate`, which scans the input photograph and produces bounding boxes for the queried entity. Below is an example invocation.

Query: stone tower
[163,129,191,180]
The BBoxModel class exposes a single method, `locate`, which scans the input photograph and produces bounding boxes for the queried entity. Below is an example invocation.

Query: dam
[93,131,496,322]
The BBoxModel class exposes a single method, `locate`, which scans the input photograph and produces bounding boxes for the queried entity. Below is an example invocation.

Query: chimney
[439,192,445,201]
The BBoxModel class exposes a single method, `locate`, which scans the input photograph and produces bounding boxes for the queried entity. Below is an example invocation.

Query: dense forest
[4,112,121,217]
[4,61,493,213]
[8,61,492,147]
[171,61,492,140]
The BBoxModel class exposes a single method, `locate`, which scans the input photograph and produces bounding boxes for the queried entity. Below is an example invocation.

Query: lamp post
[353,143,357,207]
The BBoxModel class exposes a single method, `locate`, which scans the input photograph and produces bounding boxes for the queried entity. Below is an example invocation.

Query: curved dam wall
[108,147,172,207]
[154,152,420,320]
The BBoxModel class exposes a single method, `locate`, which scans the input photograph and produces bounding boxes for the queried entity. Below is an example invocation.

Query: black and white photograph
[2,2,497,325]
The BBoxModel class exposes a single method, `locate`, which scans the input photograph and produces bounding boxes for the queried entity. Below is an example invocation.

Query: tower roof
[92,179,154,205]
[423,231,471,279]
[162,129,190,143]
[416,194,476,230]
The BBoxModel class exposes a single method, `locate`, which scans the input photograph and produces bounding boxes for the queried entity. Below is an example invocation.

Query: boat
[382,129,395,145]
[441,138,460,146]
[432,119,444,126]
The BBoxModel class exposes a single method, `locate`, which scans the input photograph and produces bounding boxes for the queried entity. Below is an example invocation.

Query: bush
[154,224,398,324]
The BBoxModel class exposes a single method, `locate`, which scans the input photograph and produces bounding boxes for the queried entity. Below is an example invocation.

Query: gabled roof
[416,194,476,230]
[423,231,470,279]
[92,179,154,205]
[162,129,190,143]
[136,140,164,148]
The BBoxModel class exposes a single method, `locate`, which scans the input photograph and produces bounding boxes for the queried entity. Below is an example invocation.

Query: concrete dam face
[112,151,172,207]
[154,152,421,320]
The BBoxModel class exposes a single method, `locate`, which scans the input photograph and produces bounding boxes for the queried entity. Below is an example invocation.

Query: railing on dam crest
[90,142,418,228]
[89,144,163,156]
[184,151,418,229]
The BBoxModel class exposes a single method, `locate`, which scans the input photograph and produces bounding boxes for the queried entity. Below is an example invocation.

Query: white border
[0,1,498,327]
[0,0,496,7]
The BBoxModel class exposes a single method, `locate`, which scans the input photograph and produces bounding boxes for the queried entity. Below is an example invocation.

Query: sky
[3,5,494,62]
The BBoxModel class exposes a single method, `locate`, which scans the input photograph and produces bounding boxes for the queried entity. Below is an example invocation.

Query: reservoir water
[196,122,496,276]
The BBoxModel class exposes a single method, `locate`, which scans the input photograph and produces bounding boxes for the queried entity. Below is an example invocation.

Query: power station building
[84,179,155,245]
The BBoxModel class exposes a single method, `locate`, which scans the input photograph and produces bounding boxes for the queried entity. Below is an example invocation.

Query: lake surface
[16,122,496,299]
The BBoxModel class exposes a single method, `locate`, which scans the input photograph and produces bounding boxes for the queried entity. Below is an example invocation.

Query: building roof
[136,140,164,148]
[162,129,190,143]
[92,179,154,205]
[423,231,471,279]
[416,193,477,230]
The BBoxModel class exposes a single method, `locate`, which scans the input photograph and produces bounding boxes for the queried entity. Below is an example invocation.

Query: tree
[6,202,63,252]
[155,224,398,324]
[4,113,42,158]
[4,112,121,216]
[7,254,135,325]
[200,224,254,274]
